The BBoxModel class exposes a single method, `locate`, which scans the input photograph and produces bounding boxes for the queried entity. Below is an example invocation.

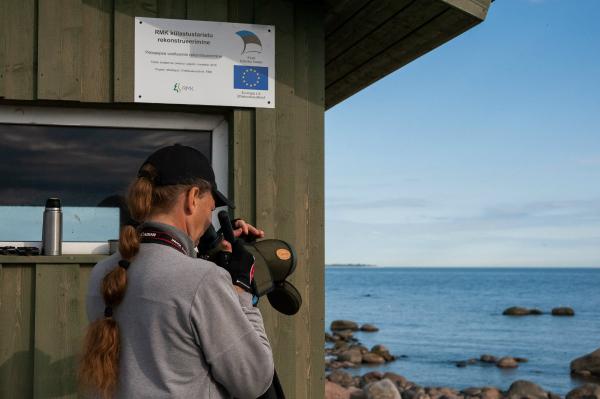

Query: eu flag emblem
[233,65,268,90]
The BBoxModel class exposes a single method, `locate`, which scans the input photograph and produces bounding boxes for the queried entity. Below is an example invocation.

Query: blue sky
[325,0,600,267]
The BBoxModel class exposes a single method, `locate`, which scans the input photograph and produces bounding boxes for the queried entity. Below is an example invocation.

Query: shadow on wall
[0,349,78,398]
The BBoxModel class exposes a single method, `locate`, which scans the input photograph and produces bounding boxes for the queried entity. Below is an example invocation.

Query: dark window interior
[0,124,211,206]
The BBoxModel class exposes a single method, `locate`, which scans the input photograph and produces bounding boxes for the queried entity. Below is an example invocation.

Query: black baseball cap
[139,144,235,208]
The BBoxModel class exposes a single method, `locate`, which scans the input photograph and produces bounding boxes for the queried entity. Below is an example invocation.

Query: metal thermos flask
[42,197,62,255]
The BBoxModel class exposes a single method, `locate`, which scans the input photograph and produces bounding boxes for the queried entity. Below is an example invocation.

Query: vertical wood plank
[254,0,298,395]
[78,265,94,331]
[82,0,113,102]
[231,109,256,224]
[0,264,35,399]
[33,264,80,399]
[0,0,37,100]
[157,0,187,19]
[187,0,227,21]
[37,0,82,100]
[295,4,325,399]
[228,0,253,23]
[114,0,158,102]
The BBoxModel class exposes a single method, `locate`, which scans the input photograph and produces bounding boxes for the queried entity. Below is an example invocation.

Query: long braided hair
[78,164,211,398]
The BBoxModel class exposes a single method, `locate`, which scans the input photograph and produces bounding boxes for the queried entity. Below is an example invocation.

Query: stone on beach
[506,380,548,399]
[328,369,356,388]
[502,306,543,316]
[371,344,395,362]
[497,357,519,368]
[364,378,402,399]
[337,348,363,364]
[571,348,600,378]
[332,320,360,331]
[566,383,600,399]
[362,353,386,364]
[360,323,379,332]
[480,354,497,363]
[551,307,575,316]
[326,380,353,399]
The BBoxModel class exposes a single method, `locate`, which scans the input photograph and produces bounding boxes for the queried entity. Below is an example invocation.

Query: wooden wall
[0,0,325,398]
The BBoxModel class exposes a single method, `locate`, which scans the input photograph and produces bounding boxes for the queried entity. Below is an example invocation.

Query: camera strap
[139,228,187,255]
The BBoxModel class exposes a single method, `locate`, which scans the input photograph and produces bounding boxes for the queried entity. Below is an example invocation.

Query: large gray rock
[497,357,519,369]
[332,320,360,331]
[552,307,575,316]
[371,344,395,362]
[361,323,380,332]
[506,380,548,399]
[480,387,502,399]
[571,348,600,378]
[480,354,497,363]
[360,371,383,387]
[362,353,386,364]
[566,383,600,399]
[328,370,355,388]
[326,380,352,399]
[503,306,542,316]
[365,379,402,399]
[337,349,363,364]
[382,372,408,389]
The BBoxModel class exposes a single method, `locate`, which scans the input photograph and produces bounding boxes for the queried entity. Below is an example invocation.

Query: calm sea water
[325,267,600,395]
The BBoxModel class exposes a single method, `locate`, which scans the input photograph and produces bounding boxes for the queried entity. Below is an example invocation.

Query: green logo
[173,83,181,93]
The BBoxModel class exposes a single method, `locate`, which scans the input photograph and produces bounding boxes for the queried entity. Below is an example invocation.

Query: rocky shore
[324,319,600,399]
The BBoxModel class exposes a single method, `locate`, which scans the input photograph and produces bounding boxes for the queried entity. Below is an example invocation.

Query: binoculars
[197,211,302,316]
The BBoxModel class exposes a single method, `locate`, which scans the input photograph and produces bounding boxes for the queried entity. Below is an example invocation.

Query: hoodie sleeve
[189,266,274,399]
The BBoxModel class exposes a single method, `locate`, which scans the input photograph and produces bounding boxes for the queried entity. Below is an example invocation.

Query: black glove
[219,241,255,293]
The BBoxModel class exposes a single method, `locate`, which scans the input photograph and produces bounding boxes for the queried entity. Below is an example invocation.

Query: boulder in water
[371,344,395,362]
[480,354,497,363]
[566,383,600,399]
[503,306,542,316]
[506,380,548,399]
[360,371,383,387]
[328,369,355,388]
[571,348,600,378]
[552,307,575,316]
[497,357,519,368]
[360,323,379,332]
[332,320,360,331]
[337,348,363,364]
[326,380,352,399]
[362,353,385,364]
[480,387,502,399]
[365,378,402,399]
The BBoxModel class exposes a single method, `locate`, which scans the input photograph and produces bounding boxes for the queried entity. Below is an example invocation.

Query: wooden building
[0,0,491,398]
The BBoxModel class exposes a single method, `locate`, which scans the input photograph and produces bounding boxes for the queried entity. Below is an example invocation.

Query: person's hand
[217,240,255,293]
[232,219,265,241]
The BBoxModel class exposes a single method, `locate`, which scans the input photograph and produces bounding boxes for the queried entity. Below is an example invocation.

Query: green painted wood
[0,264,35,399]
[157,0,187,19]
[326,4,480,108]
[82,0,113,102]
[254,0,299,396]
[38,0,83,100]
[114,0,158,102]
[0,0,37,100]
[324,0,370,36]
[187,0,227,21]
[231,109,256,224]
[228,0,254,23]
[78,265,94,332]
[294,5,325,398]
[325,0,414,63]
[0,255,107,264]
[326,0,447,86]
[33,264,81,399]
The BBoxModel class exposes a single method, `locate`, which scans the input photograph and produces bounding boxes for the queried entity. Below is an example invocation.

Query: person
[79,144,274,399]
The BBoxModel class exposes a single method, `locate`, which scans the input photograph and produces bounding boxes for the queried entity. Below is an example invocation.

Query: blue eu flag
[233,65,269,90]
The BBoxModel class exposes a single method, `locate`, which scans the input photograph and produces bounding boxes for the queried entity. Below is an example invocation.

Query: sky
[325,0,600,267]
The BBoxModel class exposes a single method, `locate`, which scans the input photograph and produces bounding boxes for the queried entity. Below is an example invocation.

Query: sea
[325,267,600,395]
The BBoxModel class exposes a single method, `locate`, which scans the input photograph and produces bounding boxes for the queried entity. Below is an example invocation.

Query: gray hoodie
[86,222,274,399]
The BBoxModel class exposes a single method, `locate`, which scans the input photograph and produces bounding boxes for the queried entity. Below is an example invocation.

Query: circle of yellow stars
[241,68,261,88]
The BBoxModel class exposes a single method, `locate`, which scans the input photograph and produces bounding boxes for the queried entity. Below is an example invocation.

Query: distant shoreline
[326,263,376,268]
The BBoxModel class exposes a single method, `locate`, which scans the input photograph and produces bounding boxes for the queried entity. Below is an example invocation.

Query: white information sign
[135,17,275,108]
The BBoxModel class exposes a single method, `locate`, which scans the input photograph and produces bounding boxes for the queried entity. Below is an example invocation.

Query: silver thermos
[42,197,62,255]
